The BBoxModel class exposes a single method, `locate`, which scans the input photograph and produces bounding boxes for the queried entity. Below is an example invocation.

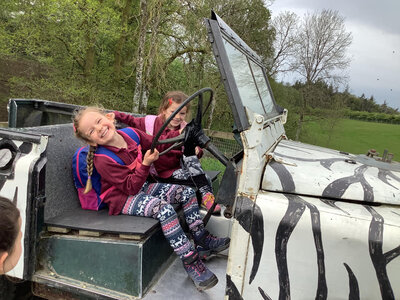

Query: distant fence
[203,129,242,158]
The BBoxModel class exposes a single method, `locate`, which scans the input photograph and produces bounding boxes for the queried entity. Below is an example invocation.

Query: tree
[268,11,299,77]
[113,0,135,82]
[0,0,278,131]
[217,0,275,63]
[293,9,352,140]
[294,9,352,84]
[132,0,149,113]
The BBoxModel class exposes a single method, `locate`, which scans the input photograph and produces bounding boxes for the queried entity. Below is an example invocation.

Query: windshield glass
[223,38,277,118]
[248,60,275,114]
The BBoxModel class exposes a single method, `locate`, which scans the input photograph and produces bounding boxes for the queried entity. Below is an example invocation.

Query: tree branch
[166,47,208,65]
[55,36,84,70]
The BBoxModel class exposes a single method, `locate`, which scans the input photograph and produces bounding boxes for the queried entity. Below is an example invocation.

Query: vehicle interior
[4,11,289,299]
[8,93,232,299]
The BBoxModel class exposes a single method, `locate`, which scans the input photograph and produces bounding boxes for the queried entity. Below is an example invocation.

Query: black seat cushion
[45,208,160,236]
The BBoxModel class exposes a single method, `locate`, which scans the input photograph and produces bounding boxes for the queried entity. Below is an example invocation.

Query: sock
[199,184,212,196]
[202,192,214,204]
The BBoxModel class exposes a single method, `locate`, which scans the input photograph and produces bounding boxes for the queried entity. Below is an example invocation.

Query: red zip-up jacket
[94,128,180,215]
[113,111,203,178]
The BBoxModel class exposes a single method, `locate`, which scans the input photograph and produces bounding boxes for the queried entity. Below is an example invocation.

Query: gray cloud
[270,0,400,35]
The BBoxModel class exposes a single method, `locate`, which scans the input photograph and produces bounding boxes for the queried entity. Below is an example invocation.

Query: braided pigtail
[84,145,96,194]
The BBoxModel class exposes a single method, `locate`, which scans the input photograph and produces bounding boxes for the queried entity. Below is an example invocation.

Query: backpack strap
[95,146,141,172]
[118,127,143,165]
[119,127,140,145]
[95,127,143,170]
[144,115,157,135]
[95,146,125,165]
[74,146,86,187]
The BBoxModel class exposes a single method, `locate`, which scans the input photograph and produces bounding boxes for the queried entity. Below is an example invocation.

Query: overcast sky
[268,0,400,110]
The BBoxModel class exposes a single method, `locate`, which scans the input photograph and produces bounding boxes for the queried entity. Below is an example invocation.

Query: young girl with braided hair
[113,91,221,215]
[73,106,229,291]
[0,196,22,275]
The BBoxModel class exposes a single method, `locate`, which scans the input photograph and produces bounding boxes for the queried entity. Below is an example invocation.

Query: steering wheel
[150,87,226,165]
[150,87,212,155]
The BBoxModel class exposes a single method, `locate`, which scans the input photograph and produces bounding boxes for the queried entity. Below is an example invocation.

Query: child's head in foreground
[0,196,22,275]
[158,91,190,129]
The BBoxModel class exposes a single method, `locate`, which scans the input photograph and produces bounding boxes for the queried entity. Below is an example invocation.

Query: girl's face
[78,111,117,146]
[163,102,188,129]
[1,217,22,275]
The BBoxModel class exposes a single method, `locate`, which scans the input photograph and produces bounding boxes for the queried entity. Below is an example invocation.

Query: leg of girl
[142,183,230,260]
[172,155,221,214]
[121,182,218,291]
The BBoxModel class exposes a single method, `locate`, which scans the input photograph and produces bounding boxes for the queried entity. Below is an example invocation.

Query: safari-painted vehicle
[1,12,400,300]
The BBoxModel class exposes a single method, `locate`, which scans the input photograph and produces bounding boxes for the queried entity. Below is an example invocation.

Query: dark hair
[158,91,190,121]
[0,197,20,253]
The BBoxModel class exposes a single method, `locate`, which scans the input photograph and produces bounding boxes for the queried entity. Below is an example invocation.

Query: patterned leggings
[171,155,213,194]
[121,182,204,259]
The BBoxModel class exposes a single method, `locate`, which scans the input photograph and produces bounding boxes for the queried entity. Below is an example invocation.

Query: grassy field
[201,157,226,181]
[201,118,400,174]
[301,118,400,160]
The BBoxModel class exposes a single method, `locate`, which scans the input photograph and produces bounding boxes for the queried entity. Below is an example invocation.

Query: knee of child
[184,186,196,197]
[154,201,177,220]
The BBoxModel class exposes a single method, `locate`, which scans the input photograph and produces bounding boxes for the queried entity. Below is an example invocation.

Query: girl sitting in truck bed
[113,91,221,215]
[72,106,229,291]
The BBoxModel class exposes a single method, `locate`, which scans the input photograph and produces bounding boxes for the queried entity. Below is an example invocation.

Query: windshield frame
[205,12,281,132]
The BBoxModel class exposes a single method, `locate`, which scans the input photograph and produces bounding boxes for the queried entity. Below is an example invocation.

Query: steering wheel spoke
[159,141,185,156]
[156,133,185,144]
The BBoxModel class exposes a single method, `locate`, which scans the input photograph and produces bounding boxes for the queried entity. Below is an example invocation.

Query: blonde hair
[73,106,106,194]
[158,91,190,121]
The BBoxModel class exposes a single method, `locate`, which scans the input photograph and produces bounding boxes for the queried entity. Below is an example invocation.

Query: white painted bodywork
[241,191,400,299]
[263,139,400,204]
[226,113,286,296]
[0,134,48,279]
[209,12,400,299]
[226,117,400,299]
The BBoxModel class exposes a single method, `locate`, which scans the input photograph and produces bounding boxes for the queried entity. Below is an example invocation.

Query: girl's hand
[143,149,159,166]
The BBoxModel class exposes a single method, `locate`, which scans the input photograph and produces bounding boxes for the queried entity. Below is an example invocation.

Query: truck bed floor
[143,255,227,299]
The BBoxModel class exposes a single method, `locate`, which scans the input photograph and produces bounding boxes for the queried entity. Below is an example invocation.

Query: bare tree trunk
[84,43,95,78]
[140,0,162,113]
[206,94,216,130]
[68,1,98,78]
[132,0,148,113]
[113,0,132,81]
[326,95,345,146]
[206,82,220,129]
[295,84,309,141]
[82,22,96,78]
[295,111,303,141]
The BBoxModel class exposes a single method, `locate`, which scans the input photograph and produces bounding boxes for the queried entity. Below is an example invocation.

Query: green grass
[200,157,226,181]
[301,118,400,159]
[201,118,400,172]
